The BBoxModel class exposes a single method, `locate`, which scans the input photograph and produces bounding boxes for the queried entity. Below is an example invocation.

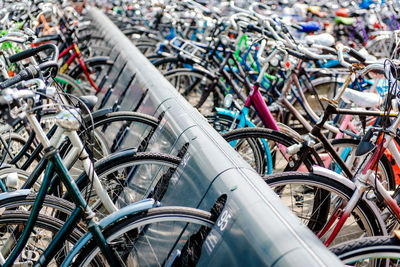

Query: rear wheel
[330,236,400,266]
[164,68,225,115]
[265,172,384,247]
[72,207,216,266]
[221,127,317,175]
[0,210,83,266]
[70,151,182,218]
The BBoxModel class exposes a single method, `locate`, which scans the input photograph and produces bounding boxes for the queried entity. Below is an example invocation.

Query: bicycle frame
[2,111,122,266]
[58,43,100,91]
[307,104,400,246]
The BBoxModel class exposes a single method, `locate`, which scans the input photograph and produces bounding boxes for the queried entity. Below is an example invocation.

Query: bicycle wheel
[135,41,159,57]
[367,35,396,58]
[72,207,215,266]
[68,57,114,94]
[282,77,344,135]
[265,172,384,247]
[0,210,83,266]
[86,111,160,153]
[221,127,318,175]
[164,68,225,114]
[53,73,87,96]
[152,56,196,73]
[330,236,400,266]
[0,132,37,170]
[64,111,160,179]
[70,151,181,218]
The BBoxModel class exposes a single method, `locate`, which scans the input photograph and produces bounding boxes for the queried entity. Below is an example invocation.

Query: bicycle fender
[62,198,157,266]
[312,166,387,235]
[0,189,30,203]
[84,56,113,67]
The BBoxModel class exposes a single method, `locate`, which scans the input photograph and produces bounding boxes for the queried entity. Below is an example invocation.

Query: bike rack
[87,7,342,266]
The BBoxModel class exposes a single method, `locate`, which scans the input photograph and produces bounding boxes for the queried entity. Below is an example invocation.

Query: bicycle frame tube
[59,43,100,92]
[2,112,122,266]
[248,84,279,131]
[323,112,400,245]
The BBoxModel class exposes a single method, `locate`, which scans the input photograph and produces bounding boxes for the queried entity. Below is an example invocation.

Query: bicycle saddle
[334,16,355,25]
[305,33,335,47]
[79,95,98,112]
[335,8,349,17]
[307,6,327,17]
[299,21,320,33]
[342,88,382,108]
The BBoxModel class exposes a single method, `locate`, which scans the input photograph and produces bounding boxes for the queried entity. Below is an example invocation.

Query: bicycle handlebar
[348,48,366,63]
[0,89,35,109]
[9,43,58,63]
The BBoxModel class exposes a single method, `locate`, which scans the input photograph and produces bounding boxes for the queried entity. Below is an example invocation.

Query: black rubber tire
[80,110,160,153]
[68,57,114,93]
[330,236,400,265]
[54,73,86,96]
[265,172,384,247]
[163,68,225,114]
[0,194,75,215]
[72,206,215,266]
[315,138,396,190]
[65,151,181,217]
[221,127,318,175]
[152,56,196,73]
[0,210,83,265]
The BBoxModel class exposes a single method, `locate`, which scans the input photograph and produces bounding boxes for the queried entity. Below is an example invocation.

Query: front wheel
[164,68,226,115]
[72,207,216,266]
[330,236,400,266]
[265,172,385,247]
[221,127,317,175]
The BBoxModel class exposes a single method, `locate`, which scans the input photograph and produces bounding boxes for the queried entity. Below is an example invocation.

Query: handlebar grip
[286,48,311,61]
[246,24,274,38]
[0,74,23,89]
[9,43,58,63]
[9,47,41,63]
[348,48,366,63]
[247,24,262,33]
[0,66,39,89]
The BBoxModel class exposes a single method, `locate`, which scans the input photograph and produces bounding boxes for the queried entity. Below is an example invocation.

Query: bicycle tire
[265,172,384,247]
[72,206,215,266]
[82,110,160,153]
[61,111,160,179]
[0,210,83,265]
[282,77,343,135]
[66,151,181,217]
[68,57,114,93]
[315,138,396,190]
[152,56,196,73]
[0,193,75,216]
[221,127,318,175]
[163,68,225,114]
[330,236,400,265]
[54,73,87,96]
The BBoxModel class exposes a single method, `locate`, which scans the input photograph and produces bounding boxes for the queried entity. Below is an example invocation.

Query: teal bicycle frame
[1,108,154,266]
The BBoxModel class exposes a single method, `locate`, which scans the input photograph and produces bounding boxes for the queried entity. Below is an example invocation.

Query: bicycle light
[6,172,18,190]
